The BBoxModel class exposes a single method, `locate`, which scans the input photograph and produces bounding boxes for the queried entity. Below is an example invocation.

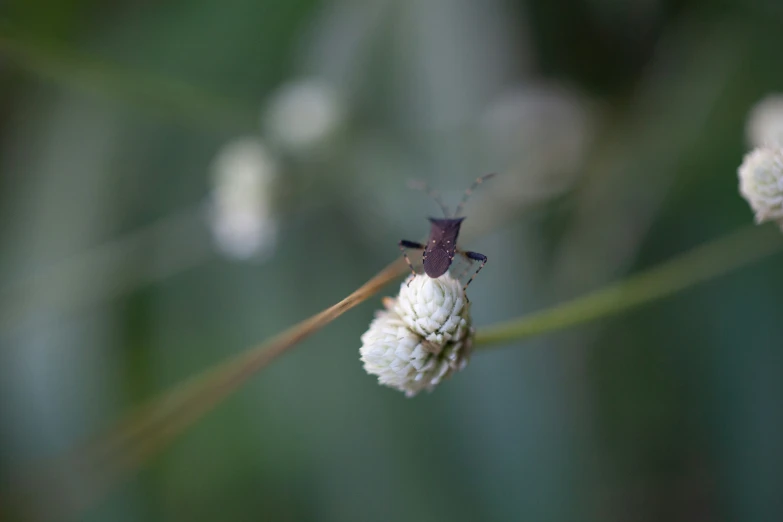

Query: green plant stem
[475,225,781,348]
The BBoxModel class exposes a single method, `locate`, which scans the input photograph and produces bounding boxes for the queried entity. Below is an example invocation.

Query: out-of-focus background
[1,1,782,521]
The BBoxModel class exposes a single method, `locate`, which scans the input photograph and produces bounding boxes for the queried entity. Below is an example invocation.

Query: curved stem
[475,225,781,348]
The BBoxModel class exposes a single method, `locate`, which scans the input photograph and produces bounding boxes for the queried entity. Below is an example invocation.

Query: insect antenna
[453,173,496,217]
[408,179,450,217]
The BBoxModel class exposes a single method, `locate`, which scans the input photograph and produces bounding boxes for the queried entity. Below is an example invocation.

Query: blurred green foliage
[1,1,783,521]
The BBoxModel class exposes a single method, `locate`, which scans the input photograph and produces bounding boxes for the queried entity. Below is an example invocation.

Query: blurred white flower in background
[738,146,783,229]
[480,83,594,203]
[262,78,343,155]
[746,94,783,148]
[360,273,473,397]
[209,136,278,260]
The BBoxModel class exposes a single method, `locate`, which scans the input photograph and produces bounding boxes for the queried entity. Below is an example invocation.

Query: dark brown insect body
[423,217,464,277]
[399,174,493,290]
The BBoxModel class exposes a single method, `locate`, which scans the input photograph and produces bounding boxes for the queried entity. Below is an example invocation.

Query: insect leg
[399,239,425,282]
[458,250,487,291]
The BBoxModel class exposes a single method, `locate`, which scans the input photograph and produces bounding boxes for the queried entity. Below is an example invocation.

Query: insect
[399,173,495,290]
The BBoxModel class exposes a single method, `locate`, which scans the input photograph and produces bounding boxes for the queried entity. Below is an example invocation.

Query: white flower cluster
[739,95,783,230]
[738,147,783,228]
[360,273,474,397]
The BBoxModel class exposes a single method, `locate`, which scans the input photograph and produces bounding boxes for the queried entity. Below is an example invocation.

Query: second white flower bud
[738,147,783,228]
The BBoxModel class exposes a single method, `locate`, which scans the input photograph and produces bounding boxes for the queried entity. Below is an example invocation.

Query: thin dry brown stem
[6,258,407,522]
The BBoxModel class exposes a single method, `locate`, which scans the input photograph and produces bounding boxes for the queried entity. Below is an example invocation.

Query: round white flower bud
[393,273,470,345]
[359,274,474,397]
[746,94,783,148]
[208,137,278,260]
[262,79,342,155]
[738,147,783,226]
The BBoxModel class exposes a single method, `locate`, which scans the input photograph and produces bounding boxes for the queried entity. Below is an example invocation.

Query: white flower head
[263,78,343,155]
[738,147,783,228]
[746,94,783,148]
[209,136,278,260]
[360,273,473,397]
[393,272,470,344]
